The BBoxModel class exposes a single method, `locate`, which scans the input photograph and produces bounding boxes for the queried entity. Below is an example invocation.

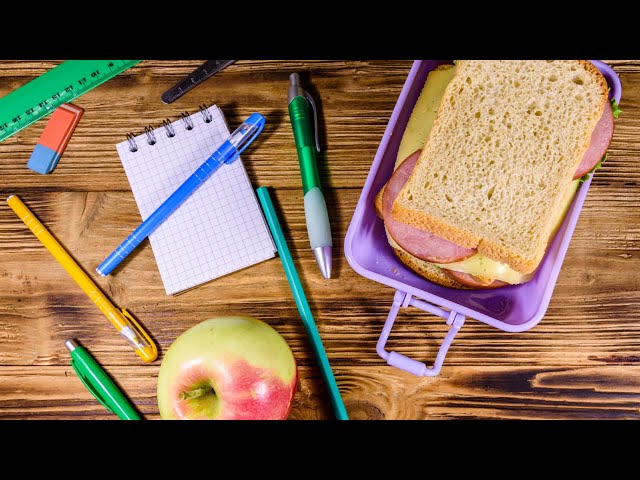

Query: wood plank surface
[0,60,639,420]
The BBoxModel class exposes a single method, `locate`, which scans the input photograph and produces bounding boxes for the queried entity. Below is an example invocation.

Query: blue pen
[97,113,266,276]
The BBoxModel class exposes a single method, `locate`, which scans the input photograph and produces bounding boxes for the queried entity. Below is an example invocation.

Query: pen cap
[66,340,142,420]
[224,113,266,163]
[120,309,158,363]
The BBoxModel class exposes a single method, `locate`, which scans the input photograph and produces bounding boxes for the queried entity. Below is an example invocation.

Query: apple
[157,316,297,420]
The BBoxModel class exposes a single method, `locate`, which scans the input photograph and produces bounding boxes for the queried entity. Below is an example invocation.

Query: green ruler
[0,60,141,142]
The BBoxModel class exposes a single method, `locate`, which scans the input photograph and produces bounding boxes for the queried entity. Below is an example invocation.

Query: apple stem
[179,387,214,400]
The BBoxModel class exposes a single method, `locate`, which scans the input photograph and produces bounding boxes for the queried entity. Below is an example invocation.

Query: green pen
[65,339,141,420]
[288,73,333,279]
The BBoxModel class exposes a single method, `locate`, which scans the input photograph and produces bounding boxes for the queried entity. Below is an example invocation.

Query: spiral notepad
[115,105,276,295]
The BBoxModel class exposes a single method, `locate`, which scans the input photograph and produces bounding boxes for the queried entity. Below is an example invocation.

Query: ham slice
[573,101,614,180]
[442,269,509,289]
[382,151,476,263]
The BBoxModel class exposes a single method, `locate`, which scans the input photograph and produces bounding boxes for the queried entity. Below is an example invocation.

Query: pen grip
[304,187,332,249]
[97,152,226,276]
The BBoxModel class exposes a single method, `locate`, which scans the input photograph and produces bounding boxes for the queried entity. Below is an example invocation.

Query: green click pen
[288,73,333,279]
[65,339,141,420]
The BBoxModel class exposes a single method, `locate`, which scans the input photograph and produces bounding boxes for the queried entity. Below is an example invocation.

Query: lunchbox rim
[345,59,622,333]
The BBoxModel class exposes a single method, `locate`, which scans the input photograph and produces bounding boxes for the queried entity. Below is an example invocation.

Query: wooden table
[0,60,638,420]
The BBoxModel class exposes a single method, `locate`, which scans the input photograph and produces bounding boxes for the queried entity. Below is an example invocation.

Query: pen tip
[65,339,78,352]
[6,195,14,202]
[314,246,332,279]
[289,73,300,86]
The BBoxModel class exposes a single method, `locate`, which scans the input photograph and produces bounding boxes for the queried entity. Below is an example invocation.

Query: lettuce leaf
[611,98,622,118]
[579,153,608,183]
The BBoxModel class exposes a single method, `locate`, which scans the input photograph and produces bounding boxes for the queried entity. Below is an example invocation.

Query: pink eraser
[27,103,83,175]
[38,103,84,153]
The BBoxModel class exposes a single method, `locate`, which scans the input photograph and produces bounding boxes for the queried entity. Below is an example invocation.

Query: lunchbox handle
[377,290,465,377]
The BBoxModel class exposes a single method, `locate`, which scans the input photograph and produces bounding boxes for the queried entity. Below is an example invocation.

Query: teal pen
[288,73,333,279]
[257,187,348,420]
[65,339,141,420]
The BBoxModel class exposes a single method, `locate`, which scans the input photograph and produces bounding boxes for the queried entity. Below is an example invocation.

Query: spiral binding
[126,133,138,153]
[125,105,214,152]
[143,126,157,146]
[162,119,175,138]
[180,112,194,131]
[200,104,212,123]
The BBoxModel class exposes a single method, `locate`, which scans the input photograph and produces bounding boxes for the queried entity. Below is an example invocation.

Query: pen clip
[303,91,321,153]
[121,308,158,361]
[70,359,116,415]
[235,114,266,157]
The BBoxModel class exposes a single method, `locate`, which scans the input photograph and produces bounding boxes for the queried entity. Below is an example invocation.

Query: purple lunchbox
[345,60,622,378]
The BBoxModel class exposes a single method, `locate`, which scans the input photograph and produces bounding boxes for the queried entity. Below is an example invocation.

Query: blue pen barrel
[97,147,228,276]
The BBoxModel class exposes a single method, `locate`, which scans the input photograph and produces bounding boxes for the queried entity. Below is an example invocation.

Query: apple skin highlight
[157,316,298,420]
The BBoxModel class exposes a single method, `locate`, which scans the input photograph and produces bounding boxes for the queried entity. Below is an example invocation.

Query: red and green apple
[157,316,297,420]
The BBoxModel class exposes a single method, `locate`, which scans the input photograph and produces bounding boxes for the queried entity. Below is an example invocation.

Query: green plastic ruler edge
[0,60,141,142]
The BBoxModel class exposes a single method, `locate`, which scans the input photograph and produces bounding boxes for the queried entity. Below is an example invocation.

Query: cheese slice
[435,253,528,284]
[396,65,457,168]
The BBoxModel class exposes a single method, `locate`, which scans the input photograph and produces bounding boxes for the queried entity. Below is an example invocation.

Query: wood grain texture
[0,60,639,420]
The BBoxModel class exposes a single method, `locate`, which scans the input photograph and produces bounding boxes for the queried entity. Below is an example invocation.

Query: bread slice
[393,60,608,274]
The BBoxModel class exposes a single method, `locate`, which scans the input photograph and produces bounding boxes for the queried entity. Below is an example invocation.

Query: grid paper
[115,105,275,295]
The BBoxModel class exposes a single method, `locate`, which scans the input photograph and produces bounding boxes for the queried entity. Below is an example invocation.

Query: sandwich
[375,61,618,289]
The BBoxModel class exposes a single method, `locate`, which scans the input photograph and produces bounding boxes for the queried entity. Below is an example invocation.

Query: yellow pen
[6,195,157,363]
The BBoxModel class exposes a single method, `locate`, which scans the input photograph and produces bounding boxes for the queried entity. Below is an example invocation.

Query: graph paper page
[115,106,275,295]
